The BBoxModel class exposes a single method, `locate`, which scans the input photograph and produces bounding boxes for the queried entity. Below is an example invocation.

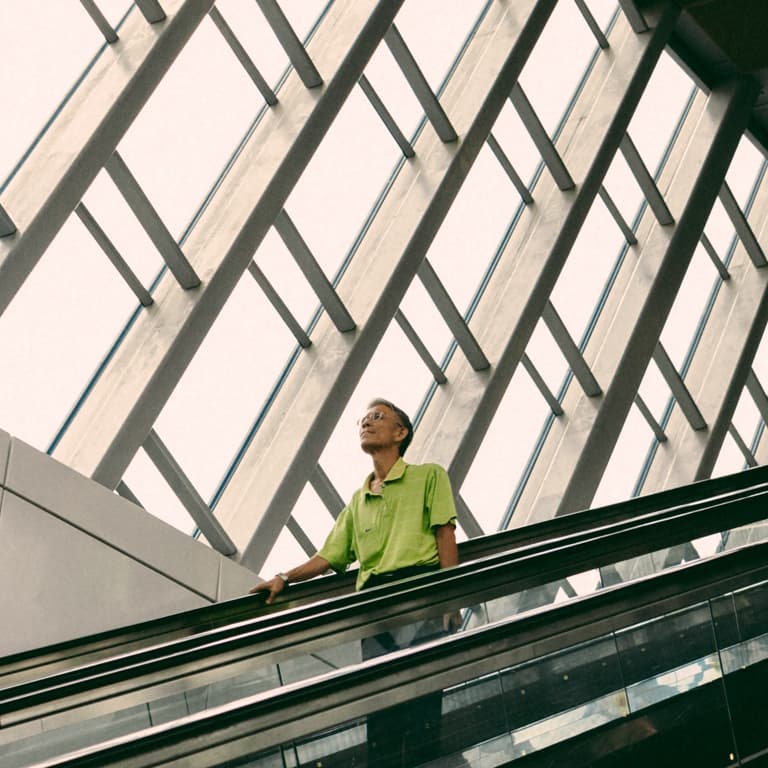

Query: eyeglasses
[357,410,402,427]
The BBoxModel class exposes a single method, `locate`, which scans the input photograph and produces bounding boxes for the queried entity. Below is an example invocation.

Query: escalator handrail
[3,464,766,685]
[3,482,768,728]
[32,539,768,768]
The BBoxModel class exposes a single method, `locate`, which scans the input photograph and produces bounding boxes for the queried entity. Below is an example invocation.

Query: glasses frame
[357,410,403,428]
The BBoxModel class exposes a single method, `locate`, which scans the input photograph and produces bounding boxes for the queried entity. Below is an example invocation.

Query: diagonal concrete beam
[0,0,216,317]
[408,7,680,496]
[53,0,408,487]
[212,0,559,570]
[641,169,768,493]
[509,77,757,525]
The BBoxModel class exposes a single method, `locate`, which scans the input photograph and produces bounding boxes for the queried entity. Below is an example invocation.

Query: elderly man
[250,397,459,766]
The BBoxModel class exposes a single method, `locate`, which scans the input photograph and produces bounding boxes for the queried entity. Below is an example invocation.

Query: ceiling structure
[1,0,768,587]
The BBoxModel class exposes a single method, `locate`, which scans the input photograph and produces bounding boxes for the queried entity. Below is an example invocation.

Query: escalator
[5,465,767,689]
[2,467,768,767]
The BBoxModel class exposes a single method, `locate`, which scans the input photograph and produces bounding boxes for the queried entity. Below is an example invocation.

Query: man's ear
[394,424,408,448]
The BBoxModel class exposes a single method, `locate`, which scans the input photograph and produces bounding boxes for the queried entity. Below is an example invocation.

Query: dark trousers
[362,567,444,768]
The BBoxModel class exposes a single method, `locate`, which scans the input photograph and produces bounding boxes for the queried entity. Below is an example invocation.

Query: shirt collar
[363,457,407,495]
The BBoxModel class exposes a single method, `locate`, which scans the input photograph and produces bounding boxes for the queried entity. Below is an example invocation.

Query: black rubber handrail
[3,479,768,733]
[2,463,766,688]
[32,540,768,768]
[0,467,768,685]
[6,466,768,681]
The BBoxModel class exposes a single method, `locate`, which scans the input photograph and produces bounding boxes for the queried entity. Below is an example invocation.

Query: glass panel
[627,53,695,178]
[519,0,607,138]
[592,402,656,507]
[460,367,551,533]
[154,271,297,503]
[715,580,768,759]
[426,144,522,320]
[240,589,747,767]
[116,15,270,239]
[0,2,122,186]
[549,198,627,347]
[284,86,403,281]
[7,568,768,767]
[0,215,138,447]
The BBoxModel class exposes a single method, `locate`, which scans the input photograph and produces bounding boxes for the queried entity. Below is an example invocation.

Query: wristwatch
[276,573,290,585]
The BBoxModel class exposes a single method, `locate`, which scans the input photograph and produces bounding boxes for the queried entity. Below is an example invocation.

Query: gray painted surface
[0,433,256,655]
[0,491,208,656]
[0,428,9,486]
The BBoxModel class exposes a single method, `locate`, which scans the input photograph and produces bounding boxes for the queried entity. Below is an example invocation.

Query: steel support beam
[0,204,16,238]
[135,0,167,24]
[487,133,533,204]
[620,132,674,225]
[542,300,602,396]
[512,77,757,524]
[247,261,311,348]
[634,394,667,442]
[618,0,649,32]
[574,0,609,49]
[210,0,559,569]
[599,185,637,244]
[521,354,564,415]
[75,203,154,307]
[719,181,767,267]
[640,165,768,493]
[105,152,200,290]
[143,430,236,555]
[309,464,346,519]
[384,24,457,143]
[0,0,215,317]
[208,6,277,105]
[509,82,574,191]
[651,341,706,431]
[700,232,730,280]
[358,75,414,158]
[274,209,355,333]
[79,0,119,43]
[255,0,322,88]
[53,0,409,487]
[418,258,489,371]
[394,311,447,384]
[409,7,679,501]
[285,516,317,558]
[728,423,758,466]
[746,369,768,426]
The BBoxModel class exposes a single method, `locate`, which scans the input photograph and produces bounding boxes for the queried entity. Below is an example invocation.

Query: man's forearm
[435,524,459,568]
[249,554,332,603]
[282,554,332,583]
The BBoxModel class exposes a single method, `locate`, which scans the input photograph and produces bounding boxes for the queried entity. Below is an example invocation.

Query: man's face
[358,405,406,454]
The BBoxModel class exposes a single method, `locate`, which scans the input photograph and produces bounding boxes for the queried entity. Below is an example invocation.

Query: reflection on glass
[6,574,768,768]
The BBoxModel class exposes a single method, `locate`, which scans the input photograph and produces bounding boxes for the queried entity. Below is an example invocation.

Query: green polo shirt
[318,458,457,590]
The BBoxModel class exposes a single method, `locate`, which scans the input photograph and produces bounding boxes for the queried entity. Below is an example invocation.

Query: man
[250,397,459,766]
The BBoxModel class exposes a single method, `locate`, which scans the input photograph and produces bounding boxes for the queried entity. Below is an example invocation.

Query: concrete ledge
[0,491,212,655]
[0,428,10,486]
[5,437,245,601]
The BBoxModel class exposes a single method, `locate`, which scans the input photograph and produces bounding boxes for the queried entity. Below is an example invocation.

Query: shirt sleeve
[317,501,357,573]
[426,465,457,528]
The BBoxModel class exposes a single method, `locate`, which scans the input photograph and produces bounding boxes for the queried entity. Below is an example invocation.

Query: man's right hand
[248,575,287,604]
